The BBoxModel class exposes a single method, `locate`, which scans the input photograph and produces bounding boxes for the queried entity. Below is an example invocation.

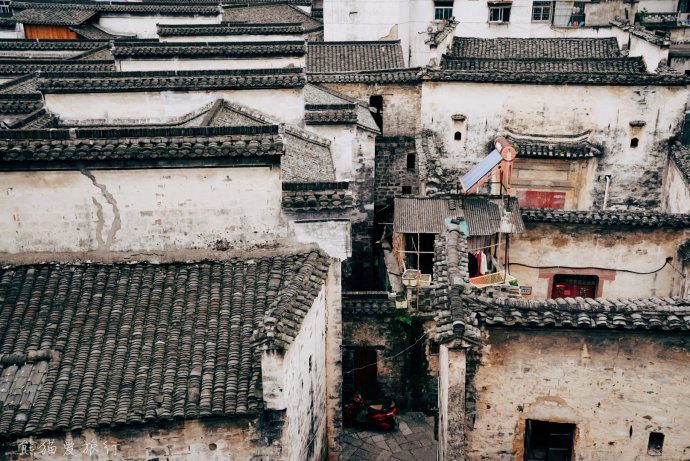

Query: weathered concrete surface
[340,412,436,461]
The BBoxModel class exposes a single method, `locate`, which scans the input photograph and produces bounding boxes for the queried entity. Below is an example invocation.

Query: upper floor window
[553,1,585,27]
[435,0,454,20]
[532,1,553,21]
[489,3,511,22]
[0,1,11,15]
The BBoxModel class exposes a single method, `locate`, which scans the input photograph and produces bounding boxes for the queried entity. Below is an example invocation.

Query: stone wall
[375,136,420,210]
[0,415,283,460]
[509,222,690,299]
[463,328,690,460]
[0,166,284,254]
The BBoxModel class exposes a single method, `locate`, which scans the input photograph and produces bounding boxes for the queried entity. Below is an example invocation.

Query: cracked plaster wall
[461,328,690,460]
[663,160,690,213]
[0,166,283,254]
[421,82,688,209]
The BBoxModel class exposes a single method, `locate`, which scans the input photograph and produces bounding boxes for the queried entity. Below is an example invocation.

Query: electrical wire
[342,334,427,375]
[509,257,685,277]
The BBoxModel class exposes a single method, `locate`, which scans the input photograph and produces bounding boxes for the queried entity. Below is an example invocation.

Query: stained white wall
[629,33,669,71]
[98,14,221,39]
[117,56,305,72]
[663,159,690,213]
[45,88,304,126]
[0,166,283,253]
[421,81,688,208]
[290,219,352,259]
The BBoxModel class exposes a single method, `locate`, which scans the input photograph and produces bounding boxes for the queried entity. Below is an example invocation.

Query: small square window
[489,4,511,22]
[435,0,454,20]
[402,186,412,195]
[524,420,576,461]
[429,340,440,355]
[532,1,552,21]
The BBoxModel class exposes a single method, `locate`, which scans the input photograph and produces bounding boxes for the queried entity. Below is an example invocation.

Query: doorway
[353,348,378,399]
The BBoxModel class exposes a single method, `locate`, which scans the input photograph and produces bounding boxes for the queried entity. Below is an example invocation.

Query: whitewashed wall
[98,14,221,39]
[0,166,283,253]
[45,88,304,126]
[117,56,305,72]
[290,219,352,260]
[421,81,688,207]
[629,34,669,71]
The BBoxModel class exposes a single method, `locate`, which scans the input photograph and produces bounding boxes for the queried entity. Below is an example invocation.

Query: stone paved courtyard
[340,412,437,461]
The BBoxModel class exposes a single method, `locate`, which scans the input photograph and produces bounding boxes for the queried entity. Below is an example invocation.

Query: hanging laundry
[480,252,488,275]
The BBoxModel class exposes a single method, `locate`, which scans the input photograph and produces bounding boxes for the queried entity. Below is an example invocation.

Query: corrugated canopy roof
[394,196,525,236]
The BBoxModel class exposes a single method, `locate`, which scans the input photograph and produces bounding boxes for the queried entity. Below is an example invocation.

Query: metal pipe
[603,175,611,210]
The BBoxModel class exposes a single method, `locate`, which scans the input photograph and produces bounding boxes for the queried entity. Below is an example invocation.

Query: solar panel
[460,149,503,193]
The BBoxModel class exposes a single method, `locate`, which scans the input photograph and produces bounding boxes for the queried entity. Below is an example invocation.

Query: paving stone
[398,421,412,435]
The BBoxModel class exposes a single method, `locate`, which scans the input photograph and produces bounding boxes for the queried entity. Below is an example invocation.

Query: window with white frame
[489,3,511,22]
[435,0,454,20]
[0,1,11,15]
[532,1,553,21]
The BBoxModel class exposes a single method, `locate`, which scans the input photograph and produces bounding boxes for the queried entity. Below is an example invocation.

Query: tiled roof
[307,68,422,84]
[449,37,621,59]
[0,125,284,165]
[394,196,525,235]
[37,68,306,93]
[0,60,115,76]
[304,84,380,132]
[223,4,322,32]
[70,24,133,40]
[342,292,396,316]
[0,40,102,51]
[0,95,43,115]
[157,22,304,36]
[282,182,354,211]
[441,57,647,74]
[225,0,311,5]
[0,250,330,437]
[508,137,601,159]
[521,208,690,228]
[426,68,689,86]
[69,45,115,61]
[670,144,690,186]
[0,75,42,95]
[467,295,690,331]
[12,1,220,14]
[13,8,96,26]
[432,225,690,344]
[112,41,306,58]
[304,104,358,125]
[307,41,405,73]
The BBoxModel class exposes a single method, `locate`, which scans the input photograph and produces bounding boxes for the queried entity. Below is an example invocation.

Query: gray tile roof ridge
[521,208,690,228]
[256,248,332,349]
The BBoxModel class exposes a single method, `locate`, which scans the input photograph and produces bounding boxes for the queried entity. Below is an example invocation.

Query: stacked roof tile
[223,4,322,32]
[0,250,330,437]
[449,37,621,59]
[36,68,306,93]
[112,41,306,58]
[509,138,601,159]
[0,126,284,165]
[12,1,219,14]
[437,36,688,85]
[521,208,690,228]
[307,41,405,73]
[13,8,96,26]
[0,60,115,77]
[157,22,305,37]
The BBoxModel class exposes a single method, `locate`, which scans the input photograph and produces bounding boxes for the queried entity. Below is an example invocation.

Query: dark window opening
[403,232,436,275]
[352,349,378,400]
[429,340,440,355]
[407,153,416,170]
[648,432,664,456]
[369,95,383,131]
[435,0,454,20]
[551,274,598,299]
[630,137,639,148]
[454,131,462,141]
[524,420,576,461]
[685,70,690,76]
[402,185,412,195]
[489,4,511,22]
